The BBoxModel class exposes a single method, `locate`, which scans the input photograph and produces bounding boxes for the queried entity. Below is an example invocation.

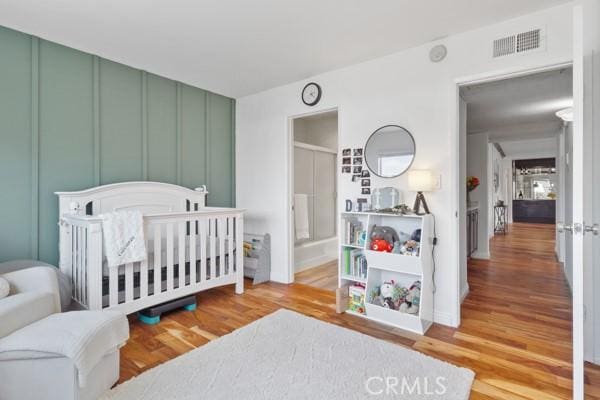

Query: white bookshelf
[339,211,434,335]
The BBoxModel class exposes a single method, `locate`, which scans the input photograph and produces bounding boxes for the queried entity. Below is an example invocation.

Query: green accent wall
[0,25,236,265]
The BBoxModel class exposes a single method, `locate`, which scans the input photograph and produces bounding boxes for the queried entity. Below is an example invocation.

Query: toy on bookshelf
[348,284,366,314]
[368,279,421,314]
[369,224,422,257]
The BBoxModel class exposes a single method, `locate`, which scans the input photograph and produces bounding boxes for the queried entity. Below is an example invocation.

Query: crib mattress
[102,237,234,277]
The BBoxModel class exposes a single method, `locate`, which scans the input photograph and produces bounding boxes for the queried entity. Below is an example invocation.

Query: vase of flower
[466,176,480,206]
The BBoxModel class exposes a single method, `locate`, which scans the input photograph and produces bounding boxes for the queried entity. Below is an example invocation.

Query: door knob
[557,222,573,233]
[585,224,600,236]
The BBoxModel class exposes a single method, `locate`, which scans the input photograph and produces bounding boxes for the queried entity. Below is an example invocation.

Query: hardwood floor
[120,223,599,399]
[294,259,338,291]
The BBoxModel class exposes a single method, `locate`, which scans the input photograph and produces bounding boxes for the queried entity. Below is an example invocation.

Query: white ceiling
[0,0,571,98]
[461,68,572,142]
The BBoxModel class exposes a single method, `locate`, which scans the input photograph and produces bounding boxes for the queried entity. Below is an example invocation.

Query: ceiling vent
[493,28,544,58]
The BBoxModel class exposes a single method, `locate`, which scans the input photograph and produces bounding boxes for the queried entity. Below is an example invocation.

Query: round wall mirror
[364,125,416,178]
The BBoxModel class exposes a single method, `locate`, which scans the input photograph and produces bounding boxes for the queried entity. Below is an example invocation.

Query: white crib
[56,181,244,315]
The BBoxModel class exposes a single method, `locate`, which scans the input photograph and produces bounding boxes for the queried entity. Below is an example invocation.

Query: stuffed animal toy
[400,240,420,256]
[370,225,400,245]
[371,238,393,252]
[399,281,421,314]
[410,229,421,242]
[392,286,409,309]
[380,280,396,309]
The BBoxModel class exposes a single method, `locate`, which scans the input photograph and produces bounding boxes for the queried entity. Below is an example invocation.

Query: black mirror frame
[364,124,416,179]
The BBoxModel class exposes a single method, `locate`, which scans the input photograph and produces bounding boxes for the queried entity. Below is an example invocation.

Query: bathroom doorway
[290,109,339,291]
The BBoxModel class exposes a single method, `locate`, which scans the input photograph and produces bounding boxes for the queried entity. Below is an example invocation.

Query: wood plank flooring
[294,259,338,291]
[120,223,599,399]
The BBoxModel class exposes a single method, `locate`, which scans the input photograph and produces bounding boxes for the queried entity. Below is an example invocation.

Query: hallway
[464,222,577,397]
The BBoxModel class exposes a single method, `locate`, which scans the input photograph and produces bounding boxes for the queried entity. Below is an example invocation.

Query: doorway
[456,66,588,396]
[290,109,339,291]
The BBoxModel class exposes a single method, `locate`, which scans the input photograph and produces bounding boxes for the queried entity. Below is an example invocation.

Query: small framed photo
[362,187,371,195]
[361,170,370,178]
[352,174,361,182]
[342,166,351,174]
[353,157,363,165]
[353,166,362,174]
[342,157,351,165]
[342,148,351,157]
[361,179,370,187]
[353,148,363,157]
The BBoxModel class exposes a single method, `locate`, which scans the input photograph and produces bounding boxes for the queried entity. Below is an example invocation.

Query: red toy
[370,239,393,252]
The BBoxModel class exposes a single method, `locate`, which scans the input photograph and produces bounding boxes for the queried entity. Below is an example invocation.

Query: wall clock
[301,82,322,106]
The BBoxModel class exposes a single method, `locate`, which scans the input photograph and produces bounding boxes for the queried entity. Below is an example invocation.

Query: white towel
[294,194,310,241]
[100,210,147,268]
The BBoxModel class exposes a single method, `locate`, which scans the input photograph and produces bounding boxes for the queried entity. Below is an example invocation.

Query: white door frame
[452,61,572,327]
[286,107,340,283]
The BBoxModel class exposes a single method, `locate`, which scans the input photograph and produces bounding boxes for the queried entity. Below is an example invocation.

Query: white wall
[236,4,574,327]
[467,133,490,259]
[294,114,338,150]
[488,143,506,239]
[459,98,468,302]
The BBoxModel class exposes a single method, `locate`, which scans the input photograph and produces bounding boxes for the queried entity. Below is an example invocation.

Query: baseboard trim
[460,284,470,303]
[434,310,458,328]
[470,251,490,260]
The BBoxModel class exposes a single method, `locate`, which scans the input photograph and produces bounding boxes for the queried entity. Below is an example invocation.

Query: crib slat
[228,217,234,275]
[140,237,148,299]
[109,265,118,306]
[189,218,197,284]
[218,217,225,278]
[70,225,77,298]
[199,219,207,282]
[154,224,162,295]
[76,227,82,303]
[125,263,134,303]
[209,218,216,280]
[178,221,186,288]
[83,228,88,305]
[166,223,174,291]
[235,215,244,294]
[73,226,78,302]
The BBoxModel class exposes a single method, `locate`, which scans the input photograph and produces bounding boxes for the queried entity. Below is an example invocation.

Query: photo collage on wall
[342,148,371,195]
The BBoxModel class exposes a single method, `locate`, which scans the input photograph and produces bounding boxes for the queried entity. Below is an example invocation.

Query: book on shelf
[344,219,365,246]
[348,284,366,314]
[342,247,367,279]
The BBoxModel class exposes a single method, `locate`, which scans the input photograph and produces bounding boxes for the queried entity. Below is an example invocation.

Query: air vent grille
[516,29,541,53]
[493,28,543,58]
[493,36,516,57]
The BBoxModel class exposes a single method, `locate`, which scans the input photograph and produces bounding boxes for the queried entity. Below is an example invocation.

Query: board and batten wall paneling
[0,26,32,261]
[38,40,95,264]
[0,25,236,265]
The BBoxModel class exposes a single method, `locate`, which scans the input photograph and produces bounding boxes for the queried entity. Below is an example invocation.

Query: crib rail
[59,208,244,315]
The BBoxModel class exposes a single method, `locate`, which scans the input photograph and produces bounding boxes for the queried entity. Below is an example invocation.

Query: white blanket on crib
[100,210,147,268]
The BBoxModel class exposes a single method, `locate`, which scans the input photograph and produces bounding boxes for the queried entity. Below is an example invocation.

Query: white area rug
[102,309,474,399]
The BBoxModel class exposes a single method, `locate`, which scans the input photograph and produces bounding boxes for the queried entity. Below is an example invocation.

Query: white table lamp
[408,170,435,214]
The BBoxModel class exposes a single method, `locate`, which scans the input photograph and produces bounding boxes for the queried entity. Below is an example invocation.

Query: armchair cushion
[0,310,128,387]
[0,267,61,338]
[0,276,8,298]
[0,291,58,338]
[0,260,72,311]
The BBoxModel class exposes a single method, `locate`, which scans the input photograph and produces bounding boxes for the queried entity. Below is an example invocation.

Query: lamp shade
[408,170,435,192]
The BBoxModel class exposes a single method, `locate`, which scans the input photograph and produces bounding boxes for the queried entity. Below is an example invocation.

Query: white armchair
[0,266,129,400]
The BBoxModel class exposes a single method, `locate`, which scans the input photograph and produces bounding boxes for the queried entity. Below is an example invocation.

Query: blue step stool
[137,295,197,325]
